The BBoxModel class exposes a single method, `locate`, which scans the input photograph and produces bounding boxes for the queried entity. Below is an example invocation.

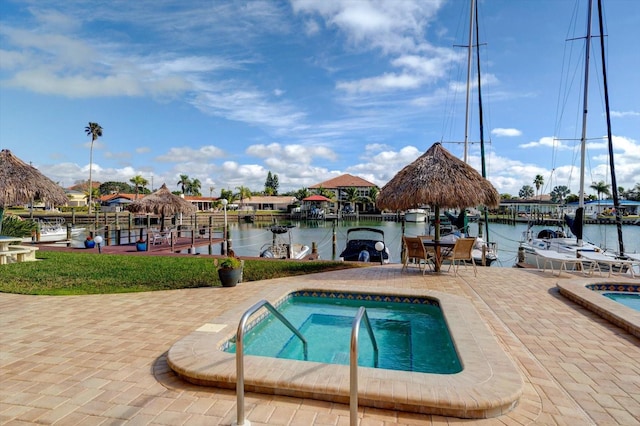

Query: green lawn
[0,251,363,295]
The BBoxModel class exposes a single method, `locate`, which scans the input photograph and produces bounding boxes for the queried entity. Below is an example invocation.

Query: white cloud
[246,143,338,172]
[610,110,640,118]
[155,146,225,163]
[519,136,573,150]
[291,0,442,54]
[492,128,522,137]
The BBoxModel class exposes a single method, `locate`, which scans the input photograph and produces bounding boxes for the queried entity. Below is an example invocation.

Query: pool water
[603,293,640,311]
[225,295,462,374]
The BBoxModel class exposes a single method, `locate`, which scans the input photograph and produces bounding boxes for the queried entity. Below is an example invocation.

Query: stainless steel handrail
[235,299,307,426]
[350,307,379,426]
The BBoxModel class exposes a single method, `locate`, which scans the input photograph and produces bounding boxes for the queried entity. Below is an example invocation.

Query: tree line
[509,174,640,203]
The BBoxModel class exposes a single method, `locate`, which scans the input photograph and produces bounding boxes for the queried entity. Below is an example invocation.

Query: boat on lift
[259,224,311,260]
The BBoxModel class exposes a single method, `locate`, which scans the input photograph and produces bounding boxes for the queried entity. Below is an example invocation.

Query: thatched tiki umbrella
[126,183,196,231]
[0,149,69,234]
[377,143,499,269]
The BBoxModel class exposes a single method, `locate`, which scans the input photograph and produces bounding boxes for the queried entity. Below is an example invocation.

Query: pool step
[332,352,349,364]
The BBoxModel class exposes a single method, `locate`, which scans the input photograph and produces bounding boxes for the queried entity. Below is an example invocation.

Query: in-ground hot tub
[168,285,523,419]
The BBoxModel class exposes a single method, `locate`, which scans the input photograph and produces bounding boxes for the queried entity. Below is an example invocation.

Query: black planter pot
[218,267,242,287]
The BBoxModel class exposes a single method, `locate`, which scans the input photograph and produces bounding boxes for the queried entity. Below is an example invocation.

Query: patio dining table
[422,239,456,272]
[0,236,21,252]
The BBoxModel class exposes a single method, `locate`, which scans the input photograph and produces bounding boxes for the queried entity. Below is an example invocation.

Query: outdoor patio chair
[441,237,477,276]
[401,235,434,274]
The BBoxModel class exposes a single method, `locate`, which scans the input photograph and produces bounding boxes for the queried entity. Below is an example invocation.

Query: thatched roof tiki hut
[126,183,196,231]
[0,149,69,233]
[377,143,499,269]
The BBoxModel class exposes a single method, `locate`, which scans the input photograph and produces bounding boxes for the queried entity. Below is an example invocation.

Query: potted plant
[136,238,147,252]
[84,236,95,249]
[216,256,243,287]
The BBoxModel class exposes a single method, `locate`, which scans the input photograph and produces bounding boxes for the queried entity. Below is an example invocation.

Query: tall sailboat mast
[474,0,490,242]
[462,0,476,163]
[576,0,594,248]
[596,0,624,256]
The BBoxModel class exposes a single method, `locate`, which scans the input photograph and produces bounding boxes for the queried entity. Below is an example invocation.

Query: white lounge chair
[532,249,590,276]
[578,251,637,278]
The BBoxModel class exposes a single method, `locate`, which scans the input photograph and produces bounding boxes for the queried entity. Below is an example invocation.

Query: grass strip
[0,251,363,295]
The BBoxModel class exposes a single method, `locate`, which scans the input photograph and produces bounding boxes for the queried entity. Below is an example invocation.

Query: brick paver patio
[1,265,639,425]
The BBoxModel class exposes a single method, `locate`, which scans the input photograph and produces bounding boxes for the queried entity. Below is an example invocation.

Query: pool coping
[167,278,524,419]
[557,277,640,338]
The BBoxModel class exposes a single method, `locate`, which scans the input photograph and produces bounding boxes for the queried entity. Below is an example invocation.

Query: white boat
[404,209,428,223]
[22,218,86,243]
[259,224,311,260]
[520,0,629,273]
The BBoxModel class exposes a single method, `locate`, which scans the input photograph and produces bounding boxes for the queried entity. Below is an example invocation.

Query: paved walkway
[1,265,639,425]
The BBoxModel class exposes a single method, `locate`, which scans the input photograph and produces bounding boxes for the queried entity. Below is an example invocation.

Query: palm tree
[129,175,149,200]
[314,186,334,200]
[533,175,544,198]
[188,178,202,196]
[84,122,103,214]
[366,186,379,212]
[590,181,611,201]
[295,187,311,201]
[344,187,361,213]
[84,186,101,209]
[177,174,190,194]
[235,185,251,208]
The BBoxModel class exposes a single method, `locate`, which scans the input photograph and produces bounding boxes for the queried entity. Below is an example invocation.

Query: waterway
[210,220,640,267]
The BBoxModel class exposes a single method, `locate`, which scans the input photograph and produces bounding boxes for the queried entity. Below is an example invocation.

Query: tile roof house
[308,173,379,213]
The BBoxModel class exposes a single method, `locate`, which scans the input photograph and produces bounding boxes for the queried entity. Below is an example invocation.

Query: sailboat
[437,0,498,267]
[520,0,629,272]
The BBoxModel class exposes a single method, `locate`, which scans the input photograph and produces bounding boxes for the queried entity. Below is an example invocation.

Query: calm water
[205,219,640,267]
[602,293,640,311]
[224,295,461,373]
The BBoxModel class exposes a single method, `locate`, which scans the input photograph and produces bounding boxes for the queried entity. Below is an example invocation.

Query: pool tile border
[557,277,640,338]
[167,279,523,419]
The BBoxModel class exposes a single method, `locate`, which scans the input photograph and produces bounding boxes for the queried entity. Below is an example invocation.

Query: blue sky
[1,0,639,198]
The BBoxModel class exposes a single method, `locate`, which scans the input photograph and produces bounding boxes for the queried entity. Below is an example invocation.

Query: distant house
[580,199,640,217]
[66,181,102,207]
[183,195,216,211]
[65,189,87,207]
[308,173,378,213]
[98,193,137,212]
[240,196,298,211]
[499,195,560,217]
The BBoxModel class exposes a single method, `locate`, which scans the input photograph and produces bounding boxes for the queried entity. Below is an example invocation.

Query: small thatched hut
[377,142,499,239]
[0,149,69,232]
[126,183,196,230]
